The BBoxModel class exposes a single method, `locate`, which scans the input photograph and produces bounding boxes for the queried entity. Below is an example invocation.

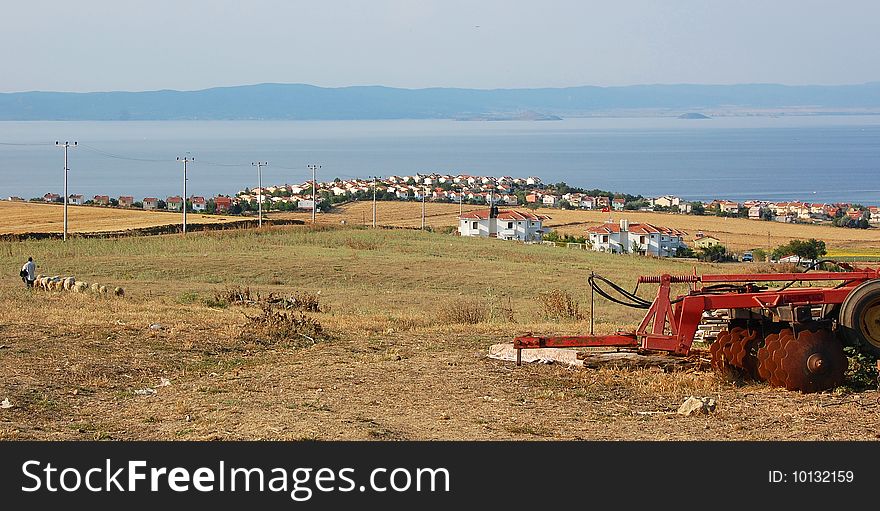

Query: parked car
[741,251,753,262]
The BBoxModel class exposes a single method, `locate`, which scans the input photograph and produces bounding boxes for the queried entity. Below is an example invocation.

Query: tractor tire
[838,279,880,355]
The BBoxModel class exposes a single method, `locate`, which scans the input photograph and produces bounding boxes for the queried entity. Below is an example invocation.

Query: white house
[68,194,84,205]
[651,195,683,209]
[542,195,559,207]
[458,209,550,241]
[296,199,316,211]
[587,219,687,257]
[191,196,206,212]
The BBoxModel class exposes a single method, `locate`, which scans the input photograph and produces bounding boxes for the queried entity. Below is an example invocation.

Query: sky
[1,0,879,93]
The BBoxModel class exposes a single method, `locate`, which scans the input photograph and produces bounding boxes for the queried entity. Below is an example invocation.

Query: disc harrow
[709,327,760,379]
[752,328,846,393]
[514,267,880,394]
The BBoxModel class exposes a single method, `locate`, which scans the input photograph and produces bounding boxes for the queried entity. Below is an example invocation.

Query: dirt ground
[2,291,879,441]
[1,226,879,441]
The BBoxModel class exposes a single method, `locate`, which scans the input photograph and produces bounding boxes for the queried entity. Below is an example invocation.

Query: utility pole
[459,185,464,217]
[372,175,378,228]
[308,164,321,224]
[252,161,268,228]
[177,156,194,233]
[421,186,427,230]
[55,141,77,241]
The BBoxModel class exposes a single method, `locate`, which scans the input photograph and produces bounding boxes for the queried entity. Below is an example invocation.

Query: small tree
[772,239,827,261]
[689,202,705,215]
[698,244,729,262]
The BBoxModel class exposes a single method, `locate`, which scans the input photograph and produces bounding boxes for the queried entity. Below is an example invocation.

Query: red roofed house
[190,196,206,212]
[166,196,183,211]
[93,195,110,206]
[587,219,687,257]
[213,196,233,213]
[143,197,159,210]
[458,209,550,241]
[118,196,134,208]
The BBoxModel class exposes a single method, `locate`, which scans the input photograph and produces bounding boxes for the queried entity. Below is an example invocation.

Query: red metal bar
[698,271,877,283]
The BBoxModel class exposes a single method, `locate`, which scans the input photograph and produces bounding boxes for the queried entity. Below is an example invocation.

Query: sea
[0,115,878,204]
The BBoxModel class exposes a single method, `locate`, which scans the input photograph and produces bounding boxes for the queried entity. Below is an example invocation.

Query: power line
[78,143,175,162]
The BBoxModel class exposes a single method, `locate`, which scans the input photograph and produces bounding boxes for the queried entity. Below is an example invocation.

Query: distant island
[678,112,712,119]
[1,82,879,120]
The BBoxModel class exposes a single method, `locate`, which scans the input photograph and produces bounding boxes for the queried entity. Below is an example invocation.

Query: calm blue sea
[0,116,878,203]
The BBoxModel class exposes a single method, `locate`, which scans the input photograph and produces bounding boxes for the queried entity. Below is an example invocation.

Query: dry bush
[488,295,516,323]
[538,289,584,321]
[439,298,489,325]
[241,305,324,347]
[267,291,326,313]
[213,285,260,307]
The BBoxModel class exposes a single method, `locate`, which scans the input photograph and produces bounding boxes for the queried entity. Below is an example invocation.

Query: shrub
[241,305,324,346]
[213,285,259,306]
[267,291,326,313]
[538,289,584,321]
[439,298,489,324]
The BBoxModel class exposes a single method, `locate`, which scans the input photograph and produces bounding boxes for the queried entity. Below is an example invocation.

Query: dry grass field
[0,201,245,235]
[270,201,880,254]
[2,225,879,441]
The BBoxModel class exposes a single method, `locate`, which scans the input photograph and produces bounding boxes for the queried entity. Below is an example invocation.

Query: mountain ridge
[1,82,879,120]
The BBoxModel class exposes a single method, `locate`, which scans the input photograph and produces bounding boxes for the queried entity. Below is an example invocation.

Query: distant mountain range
[1,82,879,120]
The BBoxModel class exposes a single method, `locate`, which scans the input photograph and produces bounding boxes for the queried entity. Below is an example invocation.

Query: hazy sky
[2,0,878,92]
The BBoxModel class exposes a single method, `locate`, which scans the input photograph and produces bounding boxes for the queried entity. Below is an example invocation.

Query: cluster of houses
[17,171,877,226]
[33,193,238,213]
[235,174,543,208]
[736,200,879,224]
[457,208,690,257]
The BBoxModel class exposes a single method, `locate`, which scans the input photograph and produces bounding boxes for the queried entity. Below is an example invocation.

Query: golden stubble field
[1,225,878,441]
[0,201,245,235]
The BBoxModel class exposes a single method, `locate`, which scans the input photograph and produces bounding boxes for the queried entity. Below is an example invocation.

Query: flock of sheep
[34,274,124,297]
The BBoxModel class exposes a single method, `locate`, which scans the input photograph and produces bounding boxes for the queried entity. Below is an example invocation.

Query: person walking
[20,257,35,288]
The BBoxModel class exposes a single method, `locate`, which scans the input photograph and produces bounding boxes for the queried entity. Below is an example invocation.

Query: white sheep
[90,283,100,293]
[99,285,108,295]
[74,282,88,293]
[63,277,75,291]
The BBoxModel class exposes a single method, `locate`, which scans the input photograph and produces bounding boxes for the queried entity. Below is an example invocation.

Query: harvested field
[0,201,245,235]
[1,226,879,440]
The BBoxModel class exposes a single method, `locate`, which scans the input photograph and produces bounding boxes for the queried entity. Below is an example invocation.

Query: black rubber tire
[838,279,880,355]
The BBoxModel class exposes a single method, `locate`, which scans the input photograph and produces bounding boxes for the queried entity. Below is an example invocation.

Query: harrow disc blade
[710,327,760,379]
[777,329,848,393]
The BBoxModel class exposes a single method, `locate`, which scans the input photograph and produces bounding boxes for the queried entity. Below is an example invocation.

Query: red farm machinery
[514,263,880,393]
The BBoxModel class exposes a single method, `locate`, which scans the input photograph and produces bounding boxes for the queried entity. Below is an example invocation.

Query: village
[7,172,877,260]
